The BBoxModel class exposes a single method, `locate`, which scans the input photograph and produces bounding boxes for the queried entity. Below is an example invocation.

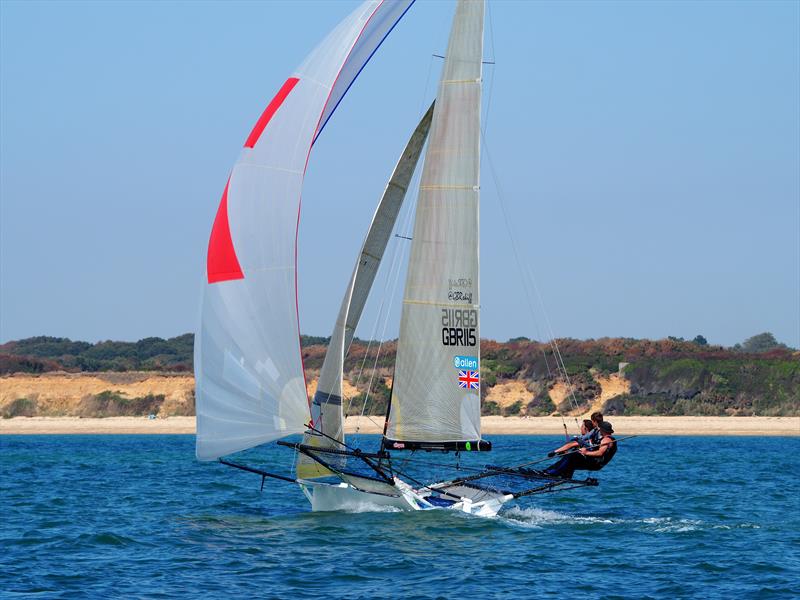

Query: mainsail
[195,0,415,461]
[297,103,435,478]
[386,0,485,448]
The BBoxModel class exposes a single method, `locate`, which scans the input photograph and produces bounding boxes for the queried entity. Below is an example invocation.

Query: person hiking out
[543,421,617,479]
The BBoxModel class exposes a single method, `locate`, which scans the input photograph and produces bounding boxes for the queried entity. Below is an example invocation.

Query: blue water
[2,435,799,599]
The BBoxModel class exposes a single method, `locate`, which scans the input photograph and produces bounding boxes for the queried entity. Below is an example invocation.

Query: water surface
[2,435,798,598]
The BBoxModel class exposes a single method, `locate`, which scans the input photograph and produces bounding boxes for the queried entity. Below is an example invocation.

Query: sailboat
[195,0,599,517]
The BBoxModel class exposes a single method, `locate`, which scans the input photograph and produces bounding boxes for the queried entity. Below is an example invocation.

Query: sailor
[550,419,595,456]
[549,411,603,456]
[543,421,617,479]
[588,411,604,446]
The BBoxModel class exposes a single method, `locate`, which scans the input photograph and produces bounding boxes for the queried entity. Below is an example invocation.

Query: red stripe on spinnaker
[207,178,244,284]
[243,77,300,148]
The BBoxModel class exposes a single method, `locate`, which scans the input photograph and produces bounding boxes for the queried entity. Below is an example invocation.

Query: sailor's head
[581,419,594,434]
[598,421,614,436]
[591,411,604,426]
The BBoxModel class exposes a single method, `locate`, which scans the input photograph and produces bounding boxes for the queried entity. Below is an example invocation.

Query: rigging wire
[480,129,583,433]
[477,26,580,425]
[339,40,439,435]
[341,198,415,424]
[357,169,420,428]
[344,220,405,431]
[475,11,585,429]
[344,139,422,434]
[482,0,496,133]
[348,52,435,433]
[478,56,554,382]
[482,11,571,438]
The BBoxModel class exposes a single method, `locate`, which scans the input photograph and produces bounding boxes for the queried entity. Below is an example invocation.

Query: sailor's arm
[553,440,579,454]
[580,439,610,458]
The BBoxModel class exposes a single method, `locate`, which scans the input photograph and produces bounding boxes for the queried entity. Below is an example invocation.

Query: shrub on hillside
[1,398,37,418]
[77,391,165,417]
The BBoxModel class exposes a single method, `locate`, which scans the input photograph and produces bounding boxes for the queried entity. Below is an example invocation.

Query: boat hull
[298,478,512,517]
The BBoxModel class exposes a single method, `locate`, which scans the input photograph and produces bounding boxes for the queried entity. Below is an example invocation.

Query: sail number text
[441,308,477,347]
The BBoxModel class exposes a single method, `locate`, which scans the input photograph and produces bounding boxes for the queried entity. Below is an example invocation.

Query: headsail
[386,0,485,448]
[297,103,435,479]
[196,0,415,461]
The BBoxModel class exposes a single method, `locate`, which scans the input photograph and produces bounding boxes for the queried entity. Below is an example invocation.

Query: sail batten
[387,0,485,446]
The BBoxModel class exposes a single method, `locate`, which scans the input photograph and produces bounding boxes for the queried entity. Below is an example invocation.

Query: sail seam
[402,299,480,309]
[419,184,475,190]
[239,265,295,273]
[236,165,304,176]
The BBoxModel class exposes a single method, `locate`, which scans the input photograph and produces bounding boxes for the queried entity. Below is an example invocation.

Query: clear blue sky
[1,0,798,348]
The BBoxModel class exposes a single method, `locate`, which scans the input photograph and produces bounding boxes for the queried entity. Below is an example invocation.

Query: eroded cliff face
[0,371,386,418]
[482,373,632,417]
[0,372,195,418]
[2,353,797,418]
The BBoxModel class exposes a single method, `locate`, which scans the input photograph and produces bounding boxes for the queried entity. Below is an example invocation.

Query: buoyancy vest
[599,435,617,466]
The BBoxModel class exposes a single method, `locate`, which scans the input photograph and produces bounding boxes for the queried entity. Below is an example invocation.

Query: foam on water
[500,507,763,534]
[501,505,614,528]
[338,502,404,514]
[2,434,797,598]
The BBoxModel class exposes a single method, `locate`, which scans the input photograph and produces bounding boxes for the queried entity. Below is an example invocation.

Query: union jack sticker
[457,370,480,390]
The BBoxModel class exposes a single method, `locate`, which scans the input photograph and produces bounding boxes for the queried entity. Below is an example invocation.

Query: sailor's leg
[570,454,600,474]
[543,456,569,476]
[544,455,578,479]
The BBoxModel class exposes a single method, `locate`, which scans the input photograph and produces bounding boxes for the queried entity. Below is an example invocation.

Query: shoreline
[0,416,797,436]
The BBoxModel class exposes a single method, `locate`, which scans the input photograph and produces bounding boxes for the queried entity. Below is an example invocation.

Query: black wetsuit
[544,435,617,479]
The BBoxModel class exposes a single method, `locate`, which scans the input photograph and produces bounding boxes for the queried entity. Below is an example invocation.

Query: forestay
[297,103,434,478]
[196,0,415,461]
[387,0,485,446]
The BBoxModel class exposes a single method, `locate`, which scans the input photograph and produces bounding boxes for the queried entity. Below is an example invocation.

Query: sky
[1,0,798,348]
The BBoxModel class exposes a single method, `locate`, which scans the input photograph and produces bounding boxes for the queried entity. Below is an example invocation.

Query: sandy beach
[1,415,797,436]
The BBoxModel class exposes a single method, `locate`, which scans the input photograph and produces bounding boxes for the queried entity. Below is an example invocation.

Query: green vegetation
[526,389,555,416]
[482,400,501,416]
[736,332,789,353]
[77,391,165,418]
[615,356,799,416]
[343,375,392,418]
[2,331,797,416]
[2,398,37,418]
[0,335,193,373]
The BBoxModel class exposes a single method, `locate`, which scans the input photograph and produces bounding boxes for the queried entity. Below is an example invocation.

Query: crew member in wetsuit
[544,421,617,479]
[588,411,604,445]
[550,410,604,456]
[549,419,595,456]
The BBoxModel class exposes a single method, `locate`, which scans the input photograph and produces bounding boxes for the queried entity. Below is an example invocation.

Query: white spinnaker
[297,103,434,478]
[196,0,415,461]
[388,0,484,444]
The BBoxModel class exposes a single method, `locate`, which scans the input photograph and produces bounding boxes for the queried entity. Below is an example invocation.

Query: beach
[1,415,797,436]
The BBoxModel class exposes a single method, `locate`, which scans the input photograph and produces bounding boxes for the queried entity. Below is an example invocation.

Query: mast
[385,0,488,451]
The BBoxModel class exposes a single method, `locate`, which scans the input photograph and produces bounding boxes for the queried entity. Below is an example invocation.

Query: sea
[2,434,799,599]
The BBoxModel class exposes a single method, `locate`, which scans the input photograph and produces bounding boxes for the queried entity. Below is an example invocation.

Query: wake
[500,506,761,532]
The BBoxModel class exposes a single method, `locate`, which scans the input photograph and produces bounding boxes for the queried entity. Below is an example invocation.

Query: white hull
[298,477,513,517]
